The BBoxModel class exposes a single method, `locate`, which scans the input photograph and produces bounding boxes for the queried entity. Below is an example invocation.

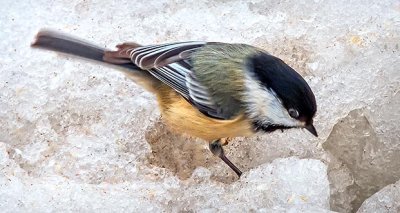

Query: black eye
[288,108,299,118]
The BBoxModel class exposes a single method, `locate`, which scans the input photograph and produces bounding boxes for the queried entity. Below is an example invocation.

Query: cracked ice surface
[357,180,400,213]
[0,0,399,212]
[0,146,330,211]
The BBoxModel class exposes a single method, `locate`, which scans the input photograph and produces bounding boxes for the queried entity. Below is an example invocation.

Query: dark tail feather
[31,30,140,70]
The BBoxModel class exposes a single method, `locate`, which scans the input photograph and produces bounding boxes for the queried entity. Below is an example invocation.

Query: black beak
[305,124,318,137]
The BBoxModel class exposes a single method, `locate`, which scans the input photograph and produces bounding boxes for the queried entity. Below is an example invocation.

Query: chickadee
[31,30,317,177]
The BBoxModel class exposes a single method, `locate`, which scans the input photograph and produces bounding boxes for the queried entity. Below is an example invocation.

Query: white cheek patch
[243,75,301,127]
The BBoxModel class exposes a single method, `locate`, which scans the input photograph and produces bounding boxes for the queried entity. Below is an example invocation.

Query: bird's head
[243,52,318,137]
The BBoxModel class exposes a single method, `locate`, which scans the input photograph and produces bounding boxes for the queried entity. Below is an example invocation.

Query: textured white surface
[357,180,400,213]
[0,148,330,212]
[0,0,399,212]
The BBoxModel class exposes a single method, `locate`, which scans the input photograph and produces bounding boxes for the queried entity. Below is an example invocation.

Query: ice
[323,109,400,212]
[0,147,330,212]
[1,0,399,212]
[357,179,400,213]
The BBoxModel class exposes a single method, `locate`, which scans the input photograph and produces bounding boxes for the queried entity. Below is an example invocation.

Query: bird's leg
[209,139,242,177]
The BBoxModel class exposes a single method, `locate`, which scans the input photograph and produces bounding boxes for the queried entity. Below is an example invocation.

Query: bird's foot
[209,139,242,177]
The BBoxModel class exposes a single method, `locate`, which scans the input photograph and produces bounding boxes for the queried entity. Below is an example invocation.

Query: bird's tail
[31,30,139,71]
[31,30,161,92]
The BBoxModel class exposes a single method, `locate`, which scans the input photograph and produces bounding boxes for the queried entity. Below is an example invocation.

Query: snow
[0,0,399,212]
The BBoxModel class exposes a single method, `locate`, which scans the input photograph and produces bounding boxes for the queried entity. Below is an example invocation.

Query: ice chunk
[0,149,330,212]
[357,179,400,213]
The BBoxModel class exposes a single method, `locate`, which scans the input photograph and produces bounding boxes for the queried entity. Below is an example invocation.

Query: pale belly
[155,87,255,141]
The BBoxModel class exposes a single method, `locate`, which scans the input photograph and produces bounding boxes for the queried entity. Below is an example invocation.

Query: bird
[31,30,318,177]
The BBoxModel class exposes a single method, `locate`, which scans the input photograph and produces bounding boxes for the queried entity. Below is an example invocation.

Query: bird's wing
[127,42,234,120]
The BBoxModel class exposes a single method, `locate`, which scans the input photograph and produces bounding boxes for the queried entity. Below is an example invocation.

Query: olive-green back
[192,43,261,119]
